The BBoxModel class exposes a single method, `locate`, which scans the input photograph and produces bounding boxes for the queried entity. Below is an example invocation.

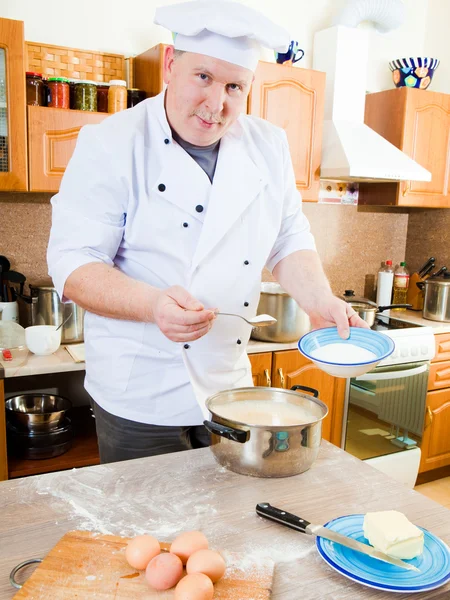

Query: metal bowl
[204,385,327,478]
[5,394,72,433]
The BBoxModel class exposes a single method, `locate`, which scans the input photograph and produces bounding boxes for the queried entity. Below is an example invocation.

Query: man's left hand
[308,296,369,339]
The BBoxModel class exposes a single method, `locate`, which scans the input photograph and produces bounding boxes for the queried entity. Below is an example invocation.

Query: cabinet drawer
[428,361,450,391]
[432,333,450,363]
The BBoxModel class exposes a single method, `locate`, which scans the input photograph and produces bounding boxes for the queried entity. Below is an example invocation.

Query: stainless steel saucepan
[203,385,327,478]
[346,300,411,327]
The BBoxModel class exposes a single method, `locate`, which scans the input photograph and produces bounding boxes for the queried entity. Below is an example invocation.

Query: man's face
[163,46,254,146]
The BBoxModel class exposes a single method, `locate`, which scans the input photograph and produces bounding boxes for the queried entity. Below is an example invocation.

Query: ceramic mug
[0,301,19,322]
[276,40,304,65]
[25,325,61,356]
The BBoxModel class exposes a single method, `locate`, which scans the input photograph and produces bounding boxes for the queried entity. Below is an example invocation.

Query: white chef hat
[154,0,290,72]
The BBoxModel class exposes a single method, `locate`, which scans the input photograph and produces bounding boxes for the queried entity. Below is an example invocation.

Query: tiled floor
[415,477,450,509]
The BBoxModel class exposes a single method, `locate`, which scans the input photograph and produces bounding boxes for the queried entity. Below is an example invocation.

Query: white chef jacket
[47,91,316,426]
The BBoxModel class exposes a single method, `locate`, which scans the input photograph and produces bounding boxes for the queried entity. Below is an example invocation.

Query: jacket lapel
[192,124,267,268]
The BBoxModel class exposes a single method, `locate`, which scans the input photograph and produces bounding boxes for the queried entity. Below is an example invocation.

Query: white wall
[1,0,434,92]
[424,0,450,94]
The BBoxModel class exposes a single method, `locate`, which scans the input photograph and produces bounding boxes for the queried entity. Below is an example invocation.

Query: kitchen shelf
[8,405,100,479]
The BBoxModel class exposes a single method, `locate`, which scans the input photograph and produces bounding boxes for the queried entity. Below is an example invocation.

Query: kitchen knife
[430,266,447,279]
[255,503,419,572]
[418,257,435,278]
[420,262,435,279]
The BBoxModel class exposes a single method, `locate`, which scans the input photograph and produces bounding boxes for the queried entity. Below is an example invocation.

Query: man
[47,0,366,464]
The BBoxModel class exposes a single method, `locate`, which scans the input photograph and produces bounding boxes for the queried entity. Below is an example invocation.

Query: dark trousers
[90,400,211,464]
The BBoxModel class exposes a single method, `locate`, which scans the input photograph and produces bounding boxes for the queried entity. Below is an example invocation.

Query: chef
[47,0,367,464]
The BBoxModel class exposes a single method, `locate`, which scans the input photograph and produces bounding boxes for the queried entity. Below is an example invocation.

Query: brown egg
[186,549,226,583]
[174,573,214,600]
[145,552,184,590]
[170,531,209,564]
[125,534,160,570]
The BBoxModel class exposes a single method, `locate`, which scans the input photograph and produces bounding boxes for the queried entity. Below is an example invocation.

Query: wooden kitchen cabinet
[0,17,28,191]
[28,106,108,192]
[419,333,450,472]
[359,87,450,208]
[271,349,345,446]
[420,388,450,472]
[248,352,272,387]
[248,62,325,202]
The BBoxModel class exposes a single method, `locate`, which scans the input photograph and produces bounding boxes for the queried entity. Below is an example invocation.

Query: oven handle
[354,364,428,382]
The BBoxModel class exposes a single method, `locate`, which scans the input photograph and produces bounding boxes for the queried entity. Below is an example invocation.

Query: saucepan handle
[377,304,412,312]
[203,420,249,443]
[290,385,319,398]
[10,558,43,589]
[256,503,312,534]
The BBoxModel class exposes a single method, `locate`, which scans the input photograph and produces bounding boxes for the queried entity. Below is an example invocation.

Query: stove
[369,314,435,367]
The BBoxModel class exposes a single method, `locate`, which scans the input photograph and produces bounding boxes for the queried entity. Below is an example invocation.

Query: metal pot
[250,282,310,343]
[5,394,72,433]
[422,274,450,322]
[203,385,328,478]
[20,286,84,344]
[346,300,412,327]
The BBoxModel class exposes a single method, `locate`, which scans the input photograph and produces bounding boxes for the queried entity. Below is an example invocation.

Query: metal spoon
[217,312,277,327]
[55,311,73,332]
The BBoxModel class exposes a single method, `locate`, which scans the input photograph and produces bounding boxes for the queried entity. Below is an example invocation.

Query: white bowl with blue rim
[298,327,395,378]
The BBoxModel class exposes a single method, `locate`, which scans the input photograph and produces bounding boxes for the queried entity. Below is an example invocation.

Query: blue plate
[316,514,450,593]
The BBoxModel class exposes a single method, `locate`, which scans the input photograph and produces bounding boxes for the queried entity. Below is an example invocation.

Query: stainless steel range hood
[313,26,432,183]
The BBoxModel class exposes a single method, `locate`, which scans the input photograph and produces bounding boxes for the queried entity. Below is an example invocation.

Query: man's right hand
[152,286,216,343]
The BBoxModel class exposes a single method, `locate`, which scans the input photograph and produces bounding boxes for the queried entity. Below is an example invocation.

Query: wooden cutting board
[13,530,275,599]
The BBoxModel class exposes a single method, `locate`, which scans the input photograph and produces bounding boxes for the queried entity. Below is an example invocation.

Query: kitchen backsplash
[1,194,409,301]
[406,208,450,274]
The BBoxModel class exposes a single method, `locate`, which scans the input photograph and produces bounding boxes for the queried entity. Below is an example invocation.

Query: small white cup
[0,301,19,322]
[25,325,61,356]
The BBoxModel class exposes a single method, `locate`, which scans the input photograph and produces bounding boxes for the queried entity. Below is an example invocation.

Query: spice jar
[96,84,109,113]
[26,72,46,106]
[67,78,78,109]
[108,79,127,114]
[74,80,97,112]
[47,77,70,109]
[127,88,146,108]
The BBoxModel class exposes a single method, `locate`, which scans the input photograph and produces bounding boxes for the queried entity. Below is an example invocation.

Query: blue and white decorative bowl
[298,327,395,378]
[389,57,440,90]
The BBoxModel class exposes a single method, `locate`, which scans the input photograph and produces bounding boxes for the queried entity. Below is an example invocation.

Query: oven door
[343,361,430,461]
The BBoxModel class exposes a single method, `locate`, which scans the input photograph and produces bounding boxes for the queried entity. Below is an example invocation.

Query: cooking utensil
[420,262,435,279]
[203,385,327,477]
[422,273,450,322]
[347,301,412,327]
[5,394,72,433]
[251,282,310,343]
[55,311,73,332]
[10,530,275,598]
[217,312,277,327]
[255,503,419,572]
[418,257,436,278]
[429,266,447,279]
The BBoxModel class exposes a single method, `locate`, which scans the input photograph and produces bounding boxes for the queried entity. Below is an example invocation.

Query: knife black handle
[256,503,311,534]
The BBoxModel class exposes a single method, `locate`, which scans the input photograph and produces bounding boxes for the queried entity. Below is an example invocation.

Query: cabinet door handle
[426,406,433,428]
[278,368,285,388]
[264,369,271,387]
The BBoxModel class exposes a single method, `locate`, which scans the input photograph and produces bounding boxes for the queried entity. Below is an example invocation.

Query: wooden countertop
[0,340,299,379]
[0,442,449,599]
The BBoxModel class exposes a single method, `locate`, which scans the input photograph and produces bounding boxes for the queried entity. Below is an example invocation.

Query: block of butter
[363,510,424,560]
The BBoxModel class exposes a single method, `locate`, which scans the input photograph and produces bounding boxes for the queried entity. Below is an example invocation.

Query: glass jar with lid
[74,80,97,112]
[26,72,46,106]
[96,83,109,113]
[108,79,127,114]
[47,77,70,109]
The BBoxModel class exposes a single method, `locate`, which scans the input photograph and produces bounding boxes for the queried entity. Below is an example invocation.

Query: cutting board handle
[10,558,43,589]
